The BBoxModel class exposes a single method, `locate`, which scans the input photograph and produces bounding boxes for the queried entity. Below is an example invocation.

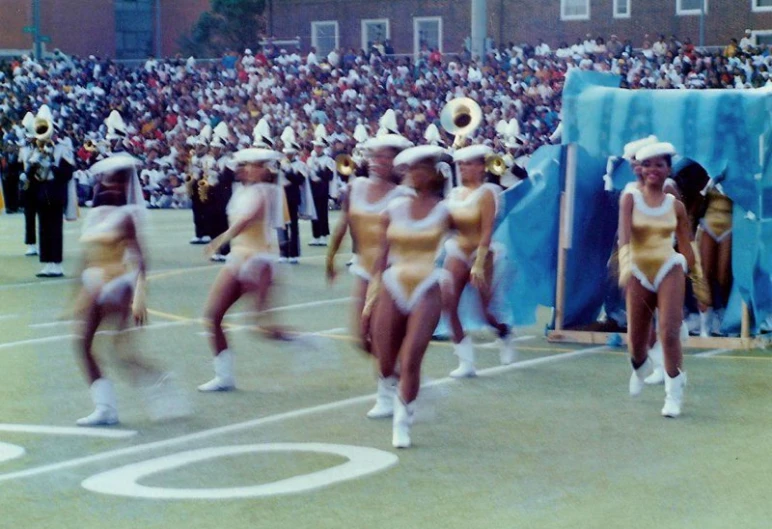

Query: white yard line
[0,314,19,322]
[476,335,536,349]
[227,297,353,319]
[0,424,136,439]
[0,345,607,483]
[694,348,731,358]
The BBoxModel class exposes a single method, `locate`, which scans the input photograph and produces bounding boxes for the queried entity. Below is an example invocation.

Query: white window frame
[751,29,772,45]
[613,0,631,18]
[413,16,443,56]
[752,0,772,12]
[676,0,708,15]
[560,0,590,21]
[361,18,390,51]
[311,20,339,54]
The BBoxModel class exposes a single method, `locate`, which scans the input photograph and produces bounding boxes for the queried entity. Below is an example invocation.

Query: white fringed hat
[635,142,676,162]
[393,145,447,168]
[453,144,492,163]
[623,135,658,161]
[232,148,283,165]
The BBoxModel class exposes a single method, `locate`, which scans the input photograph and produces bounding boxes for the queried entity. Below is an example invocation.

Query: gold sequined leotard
[700,187,733,243]
[381,197,451,313]
[348,177,414,281]
[226,183,279,282]
[79,206,141,305]
[627,187,687,292]
[444,183,500,265]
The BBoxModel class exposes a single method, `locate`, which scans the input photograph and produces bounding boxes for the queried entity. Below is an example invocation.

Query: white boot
[197,350,235,392]
[49,262,64,277]
[77,378,119,426]
[367,375,398,419]
[629,357,653,397]
[662,370,687,418]
[699,309,713,338]
[644,341,665,385]
[712,308,725,336]
[25,245,38,256]
[498,333,519,365]
[392,396,416,449]
[449,336,476,378]
[143,372,192,421]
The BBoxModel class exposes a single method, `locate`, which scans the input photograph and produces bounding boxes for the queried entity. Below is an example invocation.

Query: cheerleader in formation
[197,147,290,392]
[618,142,696,417]
[74,155,185,426]
[443,144,517,378]
[368,145,454,448]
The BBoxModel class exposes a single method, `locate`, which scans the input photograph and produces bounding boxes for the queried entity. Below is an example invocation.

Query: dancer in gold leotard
[75,155,185,426]
[368,145,453,448]
[697,185,732,336]
[618,142,695,418]
[443,144,517,378]
[197,147,289,392]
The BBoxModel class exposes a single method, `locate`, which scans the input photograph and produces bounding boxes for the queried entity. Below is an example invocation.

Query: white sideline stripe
[477,335,536,349]
[228,297,353,318]
[0,424,137,439]
[0,345,605,484]
[0,314,19,322]
[314,327,347,335]
[694,348,731,358]
[28,320,79,329]
[0,322,193,351]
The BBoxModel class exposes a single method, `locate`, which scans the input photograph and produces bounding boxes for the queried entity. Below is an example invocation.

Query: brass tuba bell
[335,154,357,177]
[83,139,98,152]
[485,154,507,177]
[33,117,54,144]
[440,97,483,142]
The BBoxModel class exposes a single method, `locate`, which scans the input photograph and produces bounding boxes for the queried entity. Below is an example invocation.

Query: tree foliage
[180,0,267,57]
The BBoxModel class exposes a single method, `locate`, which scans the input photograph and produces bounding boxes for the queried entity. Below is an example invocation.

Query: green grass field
[1,209,771,529]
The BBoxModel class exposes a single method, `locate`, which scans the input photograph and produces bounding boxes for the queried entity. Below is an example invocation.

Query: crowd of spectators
[1,29,771,207]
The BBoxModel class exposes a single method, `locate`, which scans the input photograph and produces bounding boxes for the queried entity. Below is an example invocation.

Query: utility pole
[32,0,42,59]
[155,0,162,57]
[471,0,487,63]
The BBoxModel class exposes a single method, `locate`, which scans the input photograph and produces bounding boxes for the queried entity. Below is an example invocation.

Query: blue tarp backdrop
[438,70,772,337]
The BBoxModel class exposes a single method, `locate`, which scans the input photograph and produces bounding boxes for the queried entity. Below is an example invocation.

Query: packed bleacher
[1,30,771,208]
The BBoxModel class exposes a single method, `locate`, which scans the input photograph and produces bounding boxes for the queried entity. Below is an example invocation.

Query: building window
[361,19,390,52]
[676,0,707,15]
[115,0,153,59]
[311,21,339,56]
[752,0,772,12]
[413,16,442,56]
[614,0,631,18]
[752,30,772,46]
[561,0,590,20]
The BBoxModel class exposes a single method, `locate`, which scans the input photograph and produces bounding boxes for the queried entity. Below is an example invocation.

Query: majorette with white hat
[366,144,453,448]
[619,141,697,418]
[277,125,314,263]
[442,142,519,378]
[23,104,75,278]
[326,109,414,366]
[74,154,188,426]
[307,122,336,246]
[198,146,296,392]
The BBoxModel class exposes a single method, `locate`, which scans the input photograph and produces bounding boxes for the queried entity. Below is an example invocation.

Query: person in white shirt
[306,47,319,66]
[740,30,754,52]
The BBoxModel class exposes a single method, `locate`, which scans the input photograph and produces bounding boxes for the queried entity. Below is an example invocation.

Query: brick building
[269,0,772,56]
[3,1,772,59]
[0,0,208,59]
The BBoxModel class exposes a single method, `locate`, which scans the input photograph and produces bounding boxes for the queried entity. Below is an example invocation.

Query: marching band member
[308,124,336,246]
[209,123,235,262]
[619,142,695,418]
[23,106,74,278]
[697,182,733,337]
[326,132,414,361]
[368,144,452,448]
[19,112,38,256]
[74,155,185,426]
[278,126,309,263]
[197,147,290,392]
[444,144,518,378]
[188,125,215,245]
